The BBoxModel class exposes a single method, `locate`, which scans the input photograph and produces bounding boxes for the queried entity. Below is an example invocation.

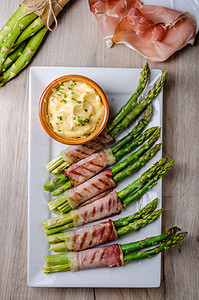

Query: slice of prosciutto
[89,0,196,61]
[65,169,116,209]
[60,130,114,166]
[65,148,116,187]
[67,244,123,271]
[113,7,196,62]
[70,191,123,226]
[58,220,118,251]
[89,0,143,47]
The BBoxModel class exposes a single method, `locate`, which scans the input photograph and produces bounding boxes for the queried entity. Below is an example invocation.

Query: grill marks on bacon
[76,244,123,270]
[65,169,116,209]
[81,188,114,207]
[100,203,104,213]
[65,149,116,187]
[70,191,123,227]
[81,191,119,222]
[60,131,114,165]
[89,0,196,62]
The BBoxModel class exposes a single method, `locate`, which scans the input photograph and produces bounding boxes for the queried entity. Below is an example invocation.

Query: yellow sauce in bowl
[47,80,104,139]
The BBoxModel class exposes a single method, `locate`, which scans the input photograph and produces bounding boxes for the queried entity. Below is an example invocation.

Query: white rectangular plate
[28,67,163,287]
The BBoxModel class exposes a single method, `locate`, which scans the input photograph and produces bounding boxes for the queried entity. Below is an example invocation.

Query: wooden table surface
[0,1,198,299]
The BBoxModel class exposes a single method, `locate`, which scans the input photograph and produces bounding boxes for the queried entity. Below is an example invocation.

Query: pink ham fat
[60,131,114,165]
[66,148,116,187]
[76,244,123,270]
[70,220,118,251]
[65,169,116,209]
[81,188,114,207]
[70,191,123,226]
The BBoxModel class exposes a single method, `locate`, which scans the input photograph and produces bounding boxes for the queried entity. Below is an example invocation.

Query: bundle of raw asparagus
[0,1,70,86]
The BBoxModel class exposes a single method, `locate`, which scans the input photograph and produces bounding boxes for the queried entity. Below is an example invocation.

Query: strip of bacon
[65,148,116,187]
[70,191,123,227]
[60,131,114,165]
[81,188,114,207]
[67,244,123,271]
[65,169,116,209]
[64,220,118,251]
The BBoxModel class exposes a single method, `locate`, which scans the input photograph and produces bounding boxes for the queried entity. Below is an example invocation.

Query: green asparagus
[108,62,150,131]
[114,198,158,228]
[13,17,44,49]
[1,40,28,72]
[45,155,65,174]
[112,128,160,175]
[111,103,153,154]
[122,159,175,207]
[0,5,29,45]
[109,71,167,137]
[51,181,72,197]
[0,27,47,86]
[121,227,181,254]
[117,158,167,200]
[44,174,69,192]
[123,232,187,263]
[117,209,163,237]
[0,12,37,70]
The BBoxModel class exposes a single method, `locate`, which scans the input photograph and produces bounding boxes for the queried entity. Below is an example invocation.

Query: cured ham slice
[89,0,196,61]
[63,220,118,251]
[65,169,116,209]
[65,148,116,187]
[70,191,123,226]
[89,0,143,47]
[113,7,196,62]
[60,131,114,165]
[81,188,114,207]
[68,244,123,271]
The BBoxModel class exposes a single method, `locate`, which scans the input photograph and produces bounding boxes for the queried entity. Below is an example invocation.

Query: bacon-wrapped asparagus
[47,129,161,213]
[45,125,156,194]
[43,158,174,236]
[45,67,166,174]
[48,198,162,252]
[42,229,187,273]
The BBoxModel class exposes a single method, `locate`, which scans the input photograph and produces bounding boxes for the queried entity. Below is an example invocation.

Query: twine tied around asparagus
[20,0,65,31]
